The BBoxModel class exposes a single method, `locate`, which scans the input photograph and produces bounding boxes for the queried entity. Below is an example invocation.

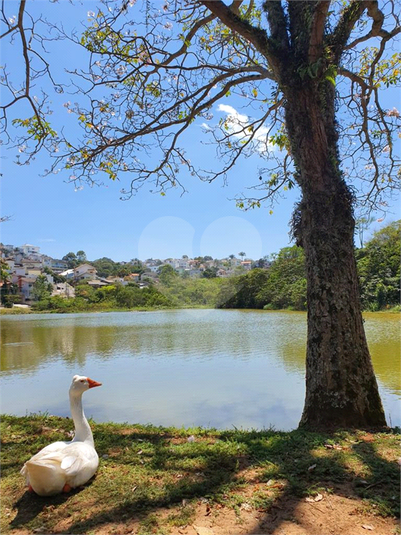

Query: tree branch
[287,1,315,61]
[200,0,279,75]
[262,1,290,56]
[345,0,400,49]
[328,0,366,62]
[308,1,331,63]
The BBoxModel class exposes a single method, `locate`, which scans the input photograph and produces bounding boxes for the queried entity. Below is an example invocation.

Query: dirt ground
[4,480,399,535]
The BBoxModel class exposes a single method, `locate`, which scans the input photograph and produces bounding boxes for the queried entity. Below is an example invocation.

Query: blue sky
[1,1,399,262]
[1,127,300,261]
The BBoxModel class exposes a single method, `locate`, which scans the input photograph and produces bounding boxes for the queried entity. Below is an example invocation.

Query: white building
[42,256,69,272]
[18,244,40,256]
[52,282,75,298]
[60,268,75,280]
[73,264,98,281]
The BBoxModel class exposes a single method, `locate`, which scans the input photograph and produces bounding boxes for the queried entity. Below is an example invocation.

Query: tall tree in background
[32,275,53,301]
[1,1,400,427]
[62,252,78,269]
[76,250,87,264]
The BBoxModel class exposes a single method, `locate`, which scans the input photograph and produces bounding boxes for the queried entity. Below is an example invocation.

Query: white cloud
[217,103,273,152]
[218,104,249,125]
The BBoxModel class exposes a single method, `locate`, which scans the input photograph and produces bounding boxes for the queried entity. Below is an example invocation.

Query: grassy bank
[1,415,399,535]
[0,307,33,315]
[1,304,399,316]
[0,305,175,315]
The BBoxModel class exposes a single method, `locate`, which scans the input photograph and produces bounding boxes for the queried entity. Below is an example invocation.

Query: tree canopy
[1,0,399,212]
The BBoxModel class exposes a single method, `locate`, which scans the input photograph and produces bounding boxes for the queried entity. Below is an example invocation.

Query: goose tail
[21,460,65,496]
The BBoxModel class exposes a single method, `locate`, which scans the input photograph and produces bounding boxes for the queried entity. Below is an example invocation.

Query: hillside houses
[1,243,264,306]
[106,273,140,285]
[1,244,81,303]
[0,244,147,304]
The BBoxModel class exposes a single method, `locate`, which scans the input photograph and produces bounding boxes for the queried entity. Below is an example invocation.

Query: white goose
[21,375,102,496]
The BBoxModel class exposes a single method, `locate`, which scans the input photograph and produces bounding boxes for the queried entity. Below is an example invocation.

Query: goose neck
[69,392,94,445]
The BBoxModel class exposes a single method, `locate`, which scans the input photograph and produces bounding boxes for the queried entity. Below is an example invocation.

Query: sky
[1,1,399,263]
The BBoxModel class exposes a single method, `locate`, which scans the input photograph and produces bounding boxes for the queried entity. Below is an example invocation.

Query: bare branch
[345,1,401,49]
[0,0,62,161]
[200,0,279,74]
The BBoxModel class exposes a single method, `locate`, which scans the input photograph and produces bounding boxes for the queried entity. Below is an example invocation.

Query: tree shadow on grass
[65,427,399,534]
[248,429,400,534]
[6,426,399,534]
[10,485,88,529]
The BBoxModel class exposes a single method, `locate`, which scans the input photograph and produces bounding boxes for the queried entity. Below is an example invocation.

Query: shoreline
[1,305,400,316]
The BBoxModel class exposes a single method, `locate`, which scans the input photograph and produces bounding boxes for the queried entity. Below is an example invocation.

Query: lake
[1,310,399,430]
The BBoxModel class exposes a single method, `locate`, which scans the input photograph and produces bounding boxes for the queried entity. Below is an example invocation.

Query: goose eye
[80,380,85,383]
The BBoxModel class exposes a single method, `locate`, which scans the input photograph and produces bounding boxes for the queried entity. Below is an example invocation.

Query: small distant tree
[254,257,268,269]
[76,250,87,264]
[91,257,116,277]
[217,268,270,309]
[355,216,376,249]
[62,252,78,269]
[43,266,66,284]
[128,260,145,275]
[0,259,11,285]
[116,265,131,277]
[32,275,53,301]
[202,266,219,278]
[115,286,144,308]
[238,252,246,259]
[3,292,22,308]
[257,246,307,310]
[157,264,179,286]
[0,261,20,306]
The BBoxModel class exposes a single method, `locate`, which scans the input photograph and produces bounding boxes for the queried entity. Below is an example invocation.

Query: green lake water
[1,310,399,430]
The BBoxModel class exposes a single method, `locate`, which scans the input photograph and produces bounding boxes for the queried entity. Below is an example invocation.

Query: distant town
[0,243,270,305]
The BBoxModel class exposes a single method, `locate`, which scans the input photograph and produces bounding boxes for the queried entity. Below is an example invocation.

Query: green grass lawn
[1,414,399,534]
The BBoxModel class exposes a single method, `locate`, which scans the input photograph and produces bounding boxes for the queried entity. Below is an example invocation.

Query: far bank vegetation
[27,221,400,314]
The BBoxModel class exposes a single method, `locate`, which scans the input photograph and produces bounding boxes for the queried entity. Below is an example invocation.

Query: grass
[0,307,32,315]
[1,415,400,534]
[0,304,215,315]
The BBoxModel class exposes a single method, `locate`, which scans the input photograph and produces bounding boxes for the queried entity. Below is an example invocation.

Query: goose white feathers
[21,374,102,496]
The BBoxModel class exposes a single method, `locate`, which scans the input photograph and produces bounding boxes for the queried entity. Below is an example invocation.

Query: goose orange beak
[87,378,102,388]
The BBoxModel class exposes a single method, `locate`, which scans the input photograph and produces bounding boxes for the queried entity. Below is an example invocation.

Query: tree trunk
[284,83,387,429]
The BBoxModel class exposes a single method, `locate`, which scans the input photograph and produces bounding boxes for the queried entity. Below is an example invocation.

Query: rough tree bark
[284,81,386,428]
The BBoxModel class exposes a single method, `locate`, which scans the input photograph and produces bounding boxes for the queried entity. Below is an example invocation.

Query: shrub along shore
[1,415,399,535]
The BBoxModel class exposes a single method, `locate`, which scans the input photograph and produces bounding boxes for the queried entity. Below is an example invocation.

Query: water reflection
[0,310,399,430]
